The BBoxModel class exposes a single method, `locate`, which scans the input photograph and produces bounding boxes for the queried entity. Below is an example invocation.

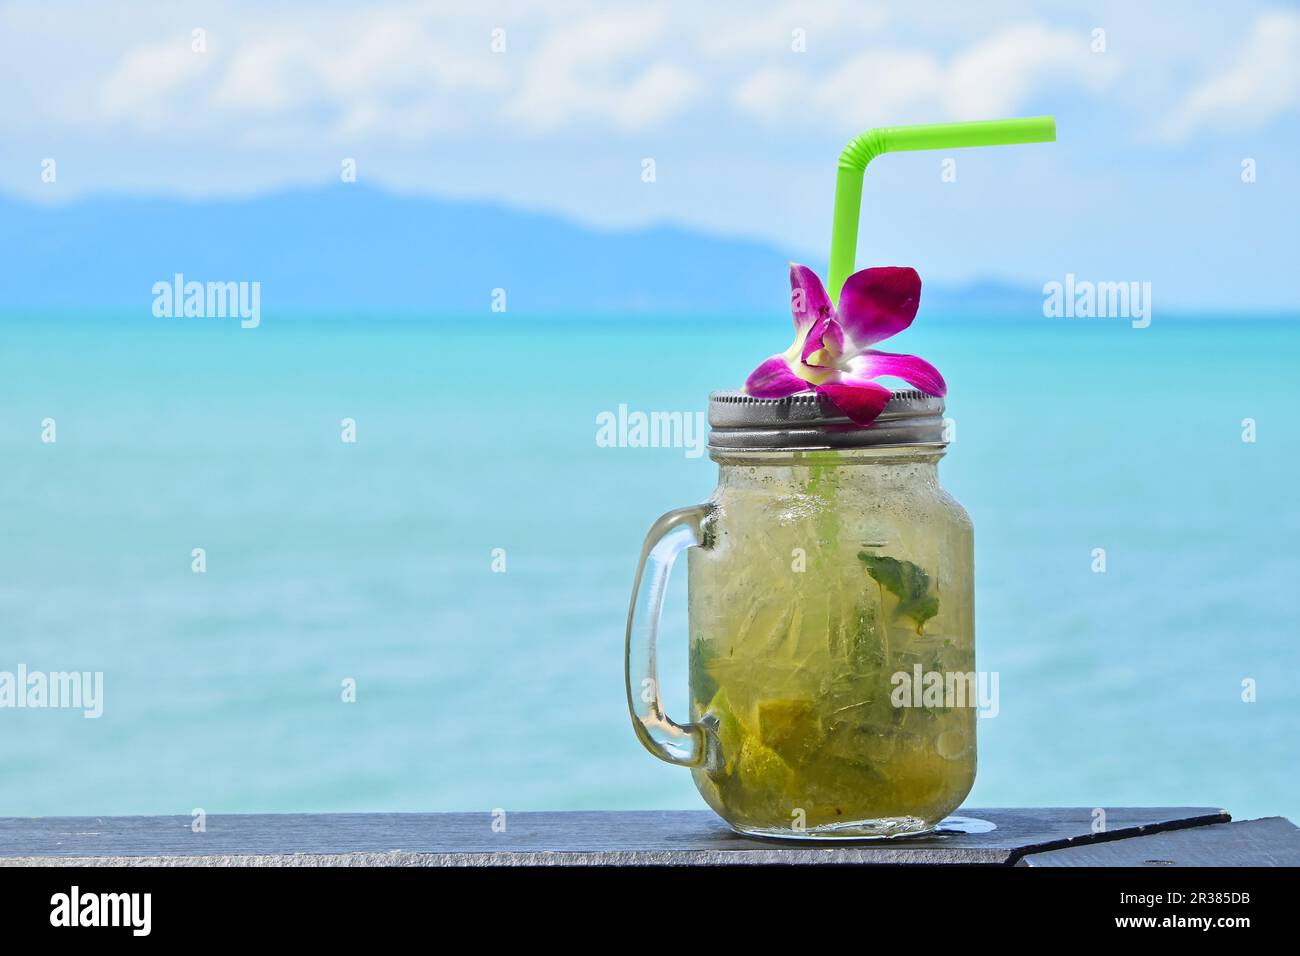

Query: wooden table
[3,807,1295,866]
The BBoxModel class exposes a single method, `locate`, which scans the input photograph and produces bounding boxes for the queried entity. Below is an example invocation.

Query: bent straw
[828,116,1056,303]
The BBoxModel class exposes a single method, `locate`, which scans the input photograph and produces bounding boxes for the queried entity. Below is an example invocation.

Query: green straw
[828,116,1056,303]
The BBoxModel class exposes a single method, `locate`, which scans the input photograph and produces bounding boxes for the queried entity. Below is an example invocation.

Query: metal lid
[708,389,945,451]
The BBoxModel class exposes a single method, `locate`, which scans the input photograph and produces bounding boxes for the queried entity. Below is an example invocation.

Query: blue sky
[2,0,1297,309]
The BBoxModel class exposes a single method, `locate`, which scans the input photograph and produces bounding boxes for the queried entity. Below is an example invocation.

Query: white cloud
[209,36,328,115]
[98,40,216,127]
[698,0,888,57]
[944,22,1109,118]
[733,66,805,118]
[16,0,1300,156]
[501,9,699,132]
[92,7,512,141]
[612,63,699,131]
[1161,11,1300,142]
[205,15,508,139]
[735,21,1116,128]
[816,50,947,125]
[82,4,699,141]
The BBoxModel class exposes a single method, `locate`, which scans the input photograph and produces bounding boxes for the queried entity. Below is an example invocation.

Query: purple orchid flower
[744,263,946,426]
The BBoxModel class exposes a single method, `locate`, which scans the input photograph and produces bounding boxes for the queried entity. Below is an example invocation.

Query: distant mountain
[0,186,1040,317]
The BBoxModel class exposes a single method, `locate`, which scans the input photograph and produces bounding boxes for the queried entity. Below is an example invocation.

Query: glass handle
[624,503,714,767]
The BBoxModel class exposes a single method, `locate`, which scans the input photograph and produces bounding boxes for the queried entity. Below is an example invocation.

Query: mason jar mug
[624,389,975,839]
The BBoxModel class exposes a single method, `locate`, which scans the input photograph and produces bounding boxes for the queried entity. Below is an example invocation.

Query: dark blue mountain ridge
[0,185,1042,316]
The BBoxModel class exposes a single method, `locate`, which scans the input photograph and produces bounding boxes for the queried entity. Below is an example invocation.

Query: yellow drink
[687,446,975,837]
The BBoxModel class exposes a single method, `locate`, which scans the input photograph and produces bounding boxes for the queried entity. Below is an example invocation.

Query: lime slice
[705,688,747,775]
[736,737,794,795]
[758,699,823,768]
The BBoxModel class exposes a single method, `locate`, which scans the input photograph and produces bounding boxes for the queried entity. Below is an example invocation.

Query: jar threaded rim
[707,389,945,450]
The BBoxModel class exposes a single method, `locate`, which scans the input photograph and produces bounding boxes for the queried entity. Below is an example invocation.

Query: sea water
[0,311,1296,820]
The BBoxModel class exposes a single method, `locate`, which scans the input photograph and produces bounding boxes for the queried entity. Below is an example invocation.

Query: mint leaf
[690,636,720,704]
[857,552,940,632]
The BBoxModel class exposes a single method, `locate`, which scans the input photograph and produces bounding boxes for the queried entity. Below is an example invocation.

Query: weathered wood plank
[0,807,1230,866]
[1018,817,1300,867]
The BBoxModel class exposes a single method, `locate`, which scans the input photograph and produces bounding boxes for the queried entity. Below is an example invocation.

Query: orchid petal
[836,266,921,351]
[816,379,893,427]
[848,350,947,397]
[744,354,810,398]
[790,263,833,333]
[801,316,845,366]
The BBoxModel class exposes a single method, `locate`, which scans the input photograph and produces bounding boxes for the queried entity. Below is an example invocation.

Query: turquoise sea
[1,311,1297,822]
